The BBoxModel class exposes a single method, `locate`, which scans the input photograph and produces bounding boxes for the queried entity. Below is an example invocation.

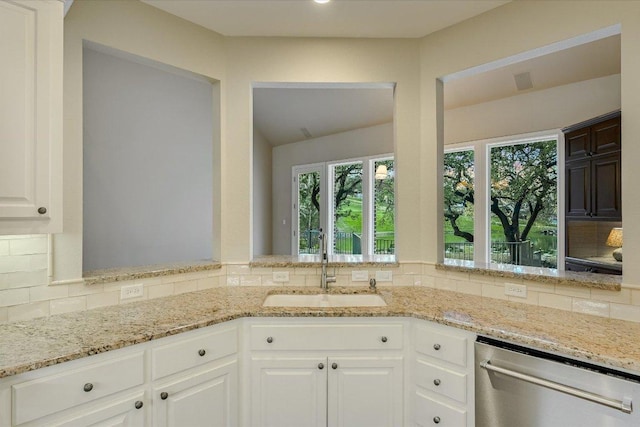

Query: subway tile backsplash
[0,236,639,324]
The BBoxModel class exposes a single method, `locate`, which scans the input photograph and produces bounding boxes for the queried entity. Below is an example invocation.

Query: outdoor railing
[445,241,552,267]
[299,229,395,255]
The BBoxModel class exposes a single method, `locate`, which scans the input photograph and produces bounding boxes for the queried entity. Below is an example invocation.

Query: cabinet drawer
[415,358,466,404]
[12,352,144,425]
[152,326,237,380]
[415,326,467,367]
[415,391,466,427]
[250,324,403,351]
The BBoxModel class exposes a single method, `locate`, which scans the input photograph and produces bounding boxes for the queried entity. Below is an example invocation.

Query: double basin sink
[262,293,387,308]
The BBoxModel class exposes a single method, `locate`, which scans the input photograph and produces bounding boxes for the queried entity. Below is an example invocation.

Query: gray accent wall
[82,47,214,271]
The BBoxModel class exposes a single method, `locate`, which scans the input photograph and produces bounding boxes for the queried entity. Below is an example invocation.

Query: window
[444,134,558,268]
[443,149,475,261]
[294,156,394,257]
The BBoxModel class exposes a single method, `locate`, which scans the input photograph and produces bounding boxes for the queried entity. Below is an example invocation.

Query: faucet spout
[319,229,336,290]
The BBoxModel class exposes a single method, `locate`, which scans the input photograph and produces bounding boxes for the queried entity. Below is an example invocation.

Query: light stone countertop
[83,260,222,285]
[250,254,399,267]
[1,286,639,378]
[439,260,622,291]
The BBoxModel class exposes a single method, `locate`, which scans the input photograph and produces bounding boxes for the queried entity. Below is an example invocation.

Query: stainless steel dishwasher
[475,336,640,427]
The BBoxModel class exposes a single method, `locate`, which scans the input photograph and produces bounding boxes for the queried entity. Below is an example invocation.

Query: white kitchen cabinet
[251,357,328,427]
[41,391,146,427]
[327,356,404,427]
[247,318,406,427]
[0,0,63,234]
[153,360,238,427]
[411,321,475,427]
[0,321,239,426]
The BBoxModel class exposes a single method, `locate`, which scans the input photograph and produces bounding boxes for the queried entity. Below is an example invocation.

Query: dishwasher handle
[480,360,633,414]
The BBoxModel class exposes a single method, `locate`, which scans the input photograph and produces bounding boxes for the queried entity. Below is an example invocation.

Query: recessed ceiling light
[314,0,331,4]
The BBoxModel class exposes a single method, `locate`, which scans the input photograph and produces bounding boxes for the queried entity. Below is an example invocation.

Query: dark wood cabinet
[564,111,621,221]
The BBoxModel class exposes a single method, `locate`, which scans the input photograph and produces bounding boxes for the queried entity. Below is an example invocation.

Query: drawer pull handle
[433,343,441,351]
[160,392,169,400]
[318,363,324,370]
[381,336,388,343]
[266,336,273,343]
[83,383,93,392]
[198,349,206,357]
[433,416,441,424]
[332,363,338,370]
[135,401,143,410]
[433,379,441,386]
[37,207,47,215]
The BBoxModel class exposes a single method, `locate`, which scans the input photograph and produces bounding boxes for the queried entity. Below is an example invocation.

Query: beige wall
[56,0,226,281]
[421,1,640,286]
[225,37,422,262]
[445,74,621,145]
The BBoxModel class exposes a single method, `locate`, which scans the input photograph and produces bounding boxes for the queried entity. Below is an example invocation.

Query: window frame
[292,153,394,257]
[444,129,565,269]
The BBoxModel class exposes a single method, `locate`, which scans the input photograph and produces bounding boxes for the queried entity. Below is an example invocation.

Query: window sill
[83,260,222,285]
[438,259,621,291]
[250,254,398,268]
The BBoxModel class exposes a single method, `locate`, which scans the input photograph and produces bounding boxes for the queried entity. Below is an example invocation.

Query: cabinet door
[153,359,238,427]
[565,127,590,162]
[565,159,591,218]
[47,391,146,427]
[0,0,62,233]
[591,153,621,220]
[250,357,327,427]
[591,116,621,156]
[327,357,403,427]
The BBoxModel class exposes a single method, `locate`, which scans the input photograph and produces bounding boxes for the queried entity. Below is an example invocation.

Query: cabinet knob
[381,336,388,343]
[266,336,273,343]
[160,392,169,400]
[433,416,441,424]
[433,343,441,351]
[135,401,143,410]
[588,151,594,157]
[318,363,324,370]
[433,379,441,386]
[332,363,338,370]
[198,349,206,357]
[83,383,93,392]
[37,207,47,215]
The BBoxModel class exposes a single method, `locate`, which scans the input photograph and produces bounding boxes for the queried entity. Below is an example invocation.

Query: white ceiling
[445,34,621,110]
[141,0,510,39]
[253,85,393,146]
[137,0,619,146]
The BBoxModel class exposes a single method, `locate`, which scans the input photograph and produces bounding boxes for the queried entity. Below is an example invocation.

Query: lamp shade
[375,164,388,180]
[606,227,623,247]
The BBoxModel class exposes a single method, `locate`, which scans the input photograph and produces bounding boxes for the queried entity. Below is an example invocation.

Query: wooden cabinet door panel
[566,159,591,217]
[591,117,621,156]
[592,153,621,219]
[565,128,590,162]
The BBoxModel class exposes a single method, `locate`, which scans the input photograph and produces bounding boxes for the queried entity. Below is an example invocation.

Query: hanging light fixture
[375,164,388,180]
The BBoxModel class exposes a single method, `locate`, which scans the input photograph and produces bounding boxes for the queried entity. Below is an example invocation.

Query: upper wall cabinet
[564,111,621,220]
[0,0,63,235]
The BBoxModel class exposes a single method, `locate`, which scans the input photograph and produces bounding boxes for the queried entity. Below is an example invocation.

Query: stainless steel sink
[262,293,387,308]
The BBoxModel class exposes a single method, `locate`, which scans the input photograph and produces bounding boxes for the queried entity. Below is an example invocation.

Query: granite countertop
[1,286,639,378]
[251,254,398,267]
[439,259,622,291]
[83,260,222,285]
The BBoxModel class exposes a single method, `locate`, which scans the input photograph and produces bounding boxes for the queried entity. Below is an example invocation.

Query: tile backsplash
[1,239,639,324]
